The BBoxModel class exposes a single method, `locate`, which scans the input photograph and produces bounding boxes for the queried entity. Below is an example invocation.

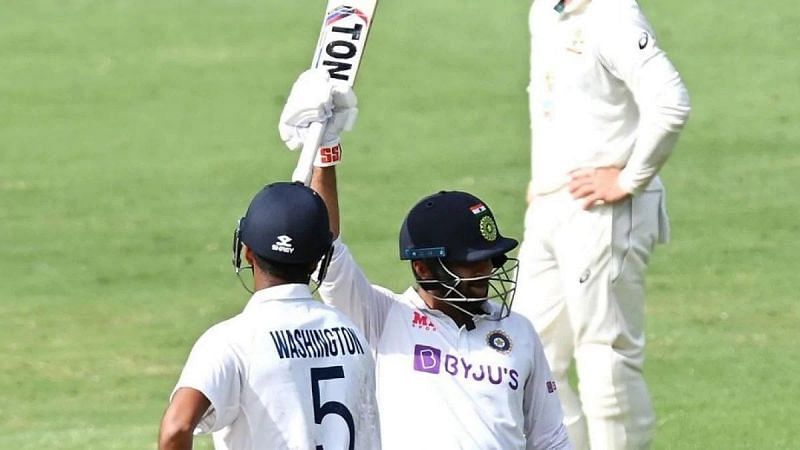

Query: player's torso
[218,300,379,450]
[375,293,533,449]
[528,0,639,194]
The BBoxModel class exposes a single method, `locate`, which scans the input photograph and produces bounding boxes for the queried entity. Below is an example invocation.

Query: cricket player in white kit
[158,182,380,450]
[515,0,691,449]
[279,69,571,450]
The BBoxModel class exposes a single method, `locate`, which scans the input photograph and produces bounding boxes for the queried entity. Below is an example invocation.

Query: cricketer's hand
[279,69,358,165]
[569,167,630,209]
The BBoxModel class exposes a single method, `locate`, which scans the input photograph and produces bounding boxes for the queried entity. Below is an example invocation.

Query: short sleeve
[172,325,242,433]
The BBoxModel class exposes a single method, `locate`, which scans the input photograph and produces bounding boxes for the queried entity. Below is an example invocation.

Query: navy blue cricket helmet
[237,182,333,265]
[399,191,518,265]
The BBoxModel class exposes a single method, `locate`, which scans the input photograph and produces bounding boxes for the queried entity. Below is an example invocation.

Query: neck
[253,271,299,292]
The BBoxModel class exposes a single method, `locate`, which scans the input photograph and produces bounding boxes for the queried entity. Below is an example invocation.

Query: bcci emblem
[486,330,512,354]
[479,215,497,242]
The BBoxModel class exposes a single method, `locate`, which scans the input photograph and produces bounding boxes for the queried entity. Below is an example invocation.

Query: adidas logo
[272,235,295,254]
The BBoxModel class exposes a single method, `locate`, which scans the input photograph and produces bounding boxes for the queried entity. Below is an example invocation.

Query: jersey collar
[244,283,313,311]
[403,287,435,312]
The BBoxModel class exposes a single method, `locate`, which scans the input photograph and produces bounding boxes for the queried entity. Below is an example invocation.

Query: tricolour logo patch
[469,203,487,215]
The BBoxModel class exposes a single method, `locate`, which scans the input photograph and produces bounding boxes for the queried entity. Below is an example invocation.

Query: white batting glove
[278,69,358,166]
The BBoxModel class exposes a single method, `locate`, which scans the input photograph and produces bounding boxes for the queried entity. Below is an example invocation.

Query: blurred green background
[1,0,798,448]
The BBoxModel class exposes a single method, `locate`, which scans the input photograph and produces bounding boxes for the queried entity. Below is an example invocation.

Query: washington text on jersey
[269,326,365,359]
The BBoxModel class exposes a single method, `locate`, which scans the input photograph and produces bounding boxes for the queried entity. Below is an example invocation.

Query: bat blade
[312,1,378,87]
[292,0,379,185]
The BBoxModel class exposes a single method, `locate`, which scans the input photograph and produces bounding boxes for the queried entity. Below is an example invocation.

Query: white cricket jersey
[528,0,690,195]
[172,284,380,450]
[319,241,570,450]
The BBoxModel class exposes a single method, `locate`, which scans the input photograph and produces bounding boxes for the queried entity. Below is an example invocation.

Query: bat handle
[291,121,325,186]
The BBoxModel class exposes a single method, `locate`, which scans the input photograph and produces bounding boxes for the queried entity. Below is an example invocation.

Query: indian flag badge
[469,203,487,215]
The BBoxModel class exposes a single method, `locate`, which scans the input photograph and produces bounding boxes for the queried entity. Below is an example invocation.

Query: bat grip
[291,121,325,186]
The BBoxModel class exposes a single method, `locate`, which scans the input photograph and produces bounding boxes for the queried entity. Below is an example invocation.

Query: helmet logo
[486,330,512,354]
[469,203,488,215]
[271,235,295,254]
[479,215,498,242]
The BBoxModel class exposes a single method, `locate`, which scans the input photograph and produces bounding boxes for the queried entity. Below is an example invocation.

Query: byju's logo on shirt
[411,311,437,331]
[413,344,442,374]
[412,344,520,390]
[272,235,294,254]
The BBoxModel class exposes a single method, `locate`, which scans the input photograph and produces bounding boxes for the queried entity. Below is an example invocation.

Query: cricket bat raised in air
[291,0,379,185]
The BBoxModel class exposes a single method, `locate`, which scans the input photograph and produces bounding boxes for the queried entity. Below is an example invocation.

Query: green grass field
[1,0,798,448]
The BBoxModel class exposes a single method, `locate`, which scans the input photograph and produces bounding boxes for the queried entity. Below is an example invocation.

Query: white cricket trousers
[514,179,669,450]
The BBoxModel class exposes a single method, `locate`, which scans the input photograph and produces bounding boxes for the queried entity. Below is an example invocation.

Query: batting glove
[278,69,358,166]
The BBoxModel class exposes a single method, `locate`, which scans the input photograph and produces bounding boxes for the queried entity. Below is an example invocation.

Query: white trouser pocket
[611,188,664,284]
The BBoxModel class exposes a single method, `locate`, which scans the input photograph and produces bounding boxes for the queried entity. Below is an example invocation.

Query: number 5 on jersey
[310,366,355,450]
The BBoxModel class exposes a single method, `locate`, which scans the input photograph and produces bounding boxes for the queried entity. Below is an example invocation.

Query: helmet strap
[310,244,335,294]
[232,217,254,294]
[235,265,255,295]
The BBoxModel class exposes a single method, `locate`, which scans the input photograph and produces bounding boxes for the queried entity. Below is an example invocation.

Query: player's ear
[244,246,255,265]
[412,260,432,280]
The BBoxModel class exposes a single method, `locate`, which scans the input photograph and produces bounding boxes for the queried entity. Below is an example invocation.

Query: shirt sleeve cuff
[617,170,645,195]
